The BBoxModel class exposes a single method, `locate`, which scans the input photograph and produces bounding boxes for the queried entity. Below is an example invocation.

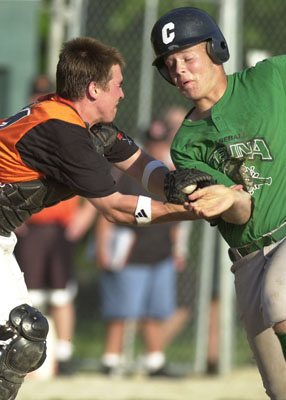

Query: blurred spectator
[162,106,189,144]
[29,74,55,103]
[95,120,189,377]
[151,106,193,350]
[207,291,220,374]
[157,105,220,374]
[14,197,96,376]
[160,221,193,348]
[206,243,221,374]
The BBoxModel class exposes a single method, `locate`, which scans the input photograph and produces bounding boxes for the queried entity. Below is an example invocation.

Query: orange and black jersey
[0,95,138,198]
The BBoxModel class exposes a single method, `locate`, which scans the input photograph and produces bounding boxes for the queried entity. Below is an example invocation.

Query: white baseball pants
[0,233,31,325]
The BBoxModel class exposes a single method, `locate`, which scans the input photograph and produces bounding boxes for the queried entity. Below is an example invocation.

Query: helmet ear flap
[157,62,175,85]
[206,39,229,64]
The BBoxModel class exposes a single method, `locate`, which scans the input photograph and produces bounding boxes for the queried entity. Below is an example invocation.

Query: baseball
[181,184,197,194]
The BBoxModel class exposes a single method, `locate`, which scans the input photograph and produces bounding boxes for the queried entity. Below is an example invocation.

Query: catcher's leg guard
[0,304,49,400]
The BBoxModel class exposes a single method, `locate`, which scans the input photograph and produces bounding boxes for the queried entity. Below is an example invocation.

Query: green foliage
[74,321,105,359]
[107,0,145,32]
[38,0,52,72]
[243,0,286,62]
[157,0,217,18]
[73,318,253,367]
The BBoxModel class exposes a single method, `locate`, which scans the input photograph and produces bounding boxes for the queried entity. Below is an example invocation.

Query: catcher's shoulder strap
[0,178,74,236]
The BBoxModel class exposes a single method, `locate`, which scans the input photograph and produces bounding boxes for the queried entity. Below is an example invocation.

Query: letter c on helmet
[162,22,175,44]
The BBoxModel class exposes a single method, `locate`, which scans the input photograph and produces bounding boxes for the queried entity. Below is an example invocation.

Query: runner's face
[96,64,124,122]
[164,43,217,101]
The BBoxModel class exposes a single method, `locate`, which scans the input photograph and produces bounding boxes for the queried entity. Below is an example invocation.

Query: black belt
[229,223,286,261]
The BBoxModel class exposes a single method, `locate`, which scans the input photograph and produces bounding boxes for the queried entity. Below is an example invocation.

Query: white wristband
[135,195,152,225]
[142,160,166,190]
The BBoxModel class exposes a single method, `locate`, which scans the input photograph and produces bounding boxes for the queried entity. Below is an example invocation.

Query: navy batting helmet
[151,7,229,84]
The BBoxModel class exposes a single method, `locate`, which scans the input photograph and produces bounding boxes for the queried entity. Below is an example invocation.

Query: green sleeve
[171,151,235,187]
[256,56,286,94]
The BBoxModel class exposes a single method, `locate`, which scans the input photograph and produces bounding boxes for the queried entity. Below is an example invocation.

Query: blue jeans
[99,257,176,319]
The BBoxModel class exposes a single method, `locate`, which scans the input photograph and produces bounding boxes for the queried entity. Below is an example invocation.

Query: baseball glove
[89,122,122,154]
[164,168,216,204]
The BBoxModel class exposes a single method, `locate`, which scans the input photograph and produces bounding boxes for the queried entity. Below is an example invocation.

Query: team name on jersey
[211,138,273,165]
[210,138,273,194]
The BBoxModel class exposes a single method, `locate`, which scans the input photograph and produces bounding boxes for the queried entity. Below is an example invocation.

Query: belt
[229,222,286,261]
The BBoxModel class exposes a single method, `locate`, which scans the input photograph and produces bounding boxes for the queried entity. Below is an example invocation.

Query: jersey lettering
[162,22,175,44]
[0,107,30,130]
[210,147,228,166]
[230,139,272,160]
[209,138,273,194]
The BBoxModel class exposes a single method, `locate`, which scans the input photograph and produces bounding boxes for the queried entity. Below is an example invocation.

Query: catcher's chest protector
[0,178,74,236]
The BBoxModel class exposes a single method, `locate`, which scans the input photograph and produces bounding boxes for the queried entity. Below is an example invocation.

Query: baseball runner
[0,37,250,399]
[151,7,286,400]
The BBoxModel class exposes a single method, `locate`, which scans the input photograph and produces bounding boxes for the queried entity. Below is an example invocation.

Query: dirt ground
[17,366,268,400]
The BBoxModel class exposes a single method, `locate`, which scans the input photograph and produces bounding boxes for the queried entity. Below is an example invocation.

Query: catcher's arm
[115,148,169,199]
[88,192,198,225]
[89,124,249,224]
[88,185,251,227]
[91,122,169,199]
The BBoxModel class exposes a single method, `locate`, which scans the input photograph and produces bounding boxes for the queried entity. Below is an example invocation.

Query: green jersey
[171,55,286,248]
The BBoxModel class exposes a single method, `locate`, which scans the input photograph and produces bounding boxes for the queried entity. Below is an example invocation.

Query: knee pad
[49,281,78,307]
[28,289,49,310]
[0,304,49,400]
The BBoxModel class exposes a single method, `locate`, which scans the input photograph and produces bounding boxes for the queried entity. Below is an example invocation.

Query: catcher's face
[95,64,124,123]
[164,42,220,102]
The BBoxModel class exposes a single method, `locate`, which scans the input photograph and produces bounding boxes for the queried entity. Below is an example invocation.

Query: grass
[73,318,252,370]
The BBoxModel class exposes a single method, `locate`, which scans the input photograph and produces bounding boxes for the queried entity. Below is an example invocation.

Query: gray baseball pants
[231,239,286,400]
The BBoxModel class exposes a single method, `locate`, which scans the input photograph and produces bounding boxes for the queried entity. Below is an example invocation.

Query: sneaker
[147,364,187,378]
[99,364,115,375]
[206,361,218,375]
[57,360,77,376]
[99,363,134,377]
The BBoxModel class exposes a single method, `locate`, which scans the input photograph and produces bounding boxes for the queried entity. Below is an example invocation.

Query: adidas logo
[135,209,148,218]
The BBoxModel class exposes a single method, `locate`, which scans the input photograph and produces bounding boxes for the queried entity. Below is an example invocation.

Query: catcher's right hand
[164,168,216,204]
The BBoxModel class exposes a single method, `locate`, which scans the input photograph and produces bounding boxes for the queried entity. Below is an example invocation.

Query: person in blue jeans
[95,121,188,377]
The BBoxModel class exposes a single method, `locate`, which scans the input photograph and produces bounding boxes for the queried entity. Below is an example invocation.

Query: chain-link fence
[65,0,286,375]
[67,0,286,376]
[0,0,284,384]
[1,0,281,377]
